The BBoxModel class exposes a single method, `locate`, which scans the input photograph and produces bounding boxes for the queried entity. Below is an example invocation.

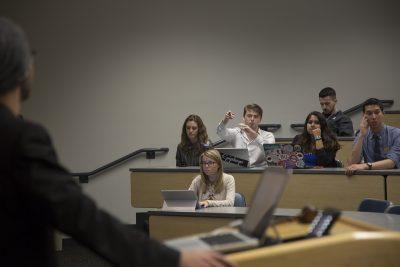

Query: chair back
[234,192,246,207]
[386,205,400,215]
[358,198,392,213]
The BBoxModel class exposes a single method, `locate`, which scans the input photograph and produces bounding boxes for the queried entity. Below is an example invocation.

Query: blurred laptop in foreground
[165,168,291,253]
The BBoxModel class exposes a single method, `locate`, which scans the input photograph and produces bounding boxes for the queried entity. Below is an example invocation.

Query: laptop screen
[240,168,291,238]
[264,144,305,169]
[215,148,249,168]
[161,190,197,201]
[160,190,198,211]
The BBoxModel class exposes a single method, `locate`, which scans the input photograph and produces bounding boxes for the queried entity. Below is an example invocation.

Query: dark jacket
[325,110,354,137]
[0,104,179,267]
[176,143,211,167]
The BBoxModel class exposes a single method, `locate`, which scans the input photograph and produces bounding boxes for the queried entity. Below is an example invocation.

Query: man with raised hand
[217,103,275,167]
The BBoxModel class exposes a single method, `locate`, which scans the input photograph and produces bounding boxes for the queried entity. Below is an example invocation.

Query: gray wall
[2,0,400,223]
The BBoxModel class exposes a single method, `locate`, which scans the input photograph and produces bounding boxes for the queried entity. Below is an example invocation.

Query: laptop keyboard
[200,233,243,246]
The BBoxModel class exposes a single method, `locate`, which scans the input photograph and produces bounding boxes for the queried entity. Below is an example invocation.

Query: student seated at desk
[176,114,211,167]
[217,103,275,167]
[189,149,235,207]
[346,98,400,175]
[292,111,341,167]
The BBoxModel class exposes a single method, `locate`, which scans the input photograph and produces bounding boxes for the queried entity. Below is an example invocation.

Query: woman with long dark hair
[176,114,211,167]
[292,111,341,167]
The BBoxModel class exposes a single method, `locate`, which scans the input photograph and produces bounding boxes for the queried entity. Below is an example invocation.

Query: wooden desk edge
[130,168,400,175]
[227,231,400,262]
[339,216,388,232]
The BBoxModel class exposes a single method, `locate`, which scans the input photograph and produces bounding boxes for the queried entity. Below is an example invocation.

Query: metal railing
[259,123,281,132]
[71,147,169,183]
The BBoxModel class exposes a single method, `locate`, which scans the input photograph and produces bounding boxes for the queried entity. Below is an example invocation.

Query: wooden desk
[130,168,262,208]
[130,168,398,210]
[278,169,384,211]
[149,207,248,240]
[150,208,400,266]
[228,231,400,267]
[148,207,400,241]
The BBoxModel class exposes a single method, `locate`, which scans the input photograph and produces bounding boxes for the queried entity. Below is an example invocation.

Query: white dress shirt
[217,121,275,167]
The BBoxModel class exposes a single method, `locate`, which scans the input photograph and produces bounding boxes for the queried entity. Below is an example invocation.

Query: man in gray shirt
[346,98,400,175]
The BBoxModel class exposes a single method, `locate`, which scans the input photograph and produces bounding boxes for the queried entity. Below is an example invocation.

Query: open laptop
[215,148,250,168]
[263,144,306,169]
[164,168,291,253]
[161,190,198,211]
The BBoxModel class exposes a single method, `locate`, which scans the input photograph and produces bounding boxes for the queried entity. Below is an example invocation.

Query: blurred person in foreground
[0,17,235,267]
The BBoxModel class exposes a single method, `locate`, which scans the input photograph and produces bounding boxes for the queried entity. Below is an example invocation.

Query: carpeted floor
[55,224,146,266]
[55,238,112,267]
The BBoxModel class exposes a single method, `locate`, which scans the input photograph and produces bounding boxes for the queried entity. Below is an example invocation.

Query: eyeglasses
[200,161,216,166]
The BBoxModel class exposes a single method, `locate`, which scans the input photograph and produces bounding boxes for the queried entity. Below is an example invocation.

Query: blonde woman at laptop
[189,150,235,207]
